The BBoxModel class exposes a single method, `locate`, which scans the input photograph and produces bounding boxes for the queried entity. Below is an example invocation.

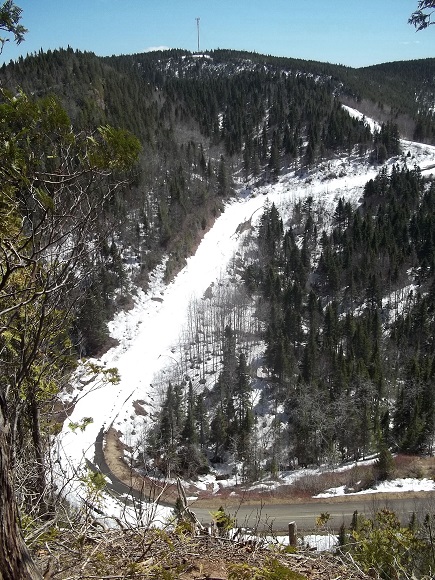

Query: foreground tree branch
[0,89,141,579]
[409,0,435,30]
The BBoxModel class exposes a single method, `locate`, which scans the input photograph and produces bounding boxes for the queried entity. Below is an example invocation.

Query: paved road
[92,427,175,507]
[92,429,435,532]
[191,494,435,532]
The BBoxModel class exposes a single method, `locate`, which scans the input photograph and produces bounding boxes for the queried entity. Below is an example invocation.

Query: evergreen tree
[181,380,197,444]
[375,441,395,481]
[210,406,227,461]
[268,129,280,179]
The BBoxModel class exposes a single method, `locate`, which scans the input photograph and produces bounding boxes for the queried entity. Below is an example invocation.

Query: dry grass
[204,455,435,505]
[290,464,377,497]
[35,528,370,579]
[393,454,435,479]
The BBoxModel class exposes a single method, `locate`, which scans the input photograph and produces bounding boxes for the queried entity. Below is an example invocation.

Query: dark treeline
[245,166,435,467]
[0,47,402,355]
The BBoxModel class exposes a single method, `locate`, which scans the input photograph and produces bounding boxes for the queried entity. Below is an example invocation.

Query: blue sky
[1,0,434,68]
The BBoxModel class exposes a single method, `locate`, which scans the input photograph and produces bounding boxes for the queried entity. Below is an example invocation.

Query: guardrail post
[288,521,297,547]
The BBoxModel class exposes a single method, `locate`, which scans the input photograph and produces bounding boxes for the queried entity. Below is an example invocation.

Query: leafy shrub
[349,508,430,580]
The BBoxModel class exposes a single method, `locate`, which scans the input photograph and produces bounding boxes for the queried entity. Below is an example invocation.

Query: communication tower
[196,17,200,53]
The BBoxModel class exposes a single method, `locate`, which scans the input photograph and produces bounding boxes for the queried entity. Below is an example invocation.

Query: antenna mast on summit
[196,17,200,53]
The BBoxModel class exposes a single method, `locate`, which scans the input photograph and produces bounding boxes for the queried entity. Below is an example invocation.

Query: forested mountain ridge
[3,47,434,166]
[3,39,435,579]
[108,49,435,140]
[1,49,433,356]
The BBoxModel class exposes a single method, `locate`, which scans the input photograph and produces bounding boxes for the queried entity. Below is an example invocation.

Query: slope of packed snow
[57,135,435,520]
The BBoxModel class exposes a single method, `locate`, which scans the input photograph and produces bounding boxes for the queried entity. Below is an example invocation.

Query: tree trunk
[0,392,42,580]
[29,392,48,517]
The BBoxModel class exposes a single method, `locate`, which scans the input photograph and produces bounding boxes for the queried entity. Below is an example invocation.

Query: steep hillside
[0,47,381,355]
[343,58,435,141]
[3,46,435,472]
[3,43,435,579]
[109,49,435,141]
[77,137,435,484]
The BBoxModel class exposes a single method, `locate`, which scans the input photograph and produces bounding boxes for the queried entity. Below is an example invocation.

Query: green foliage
[87,124,141,171]
[20,511,59,548]
[315,512,331,529]
[80,469,107,493]
[79,469,107,516]
[0,82,140,551]
[174,516,196,537]
[281,545,298,554]
[350,509,429,579]
[85,363,120,384]
[68,417,94,433]
[210,506,235,536]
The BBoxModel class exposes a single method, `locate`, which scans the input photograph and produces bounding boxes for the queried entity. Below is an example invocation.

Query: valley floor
[99,425,435,534]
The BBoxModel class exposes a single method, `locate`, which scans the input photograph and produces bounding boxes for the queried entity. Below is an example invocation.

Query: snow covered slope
[58,134,435,512]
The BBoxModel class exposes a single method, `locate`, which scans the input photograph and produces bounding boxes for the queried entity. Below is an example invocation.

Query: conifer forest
[4,1,435,577]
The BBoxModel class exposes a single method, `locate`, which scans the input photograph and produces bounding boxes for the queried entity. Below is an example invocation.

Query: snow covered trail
[59,138,435,506]
[60,194,284,470]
